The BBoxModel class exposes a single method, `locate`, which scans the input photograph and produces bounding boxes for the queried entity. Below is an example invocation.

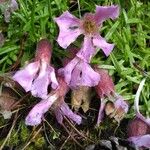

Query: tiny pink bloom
[13,39,58,99]
[55,5,119,56]
[59,56,100,88]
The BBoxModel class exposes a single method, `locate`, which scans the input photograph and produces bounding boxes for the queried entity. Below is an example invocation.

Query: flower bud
[94,67,115,98]
[35,39,52,63]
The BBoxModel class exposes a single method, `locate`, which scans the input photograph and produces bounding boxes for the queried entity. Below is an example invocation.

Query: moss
[20,121,30,143]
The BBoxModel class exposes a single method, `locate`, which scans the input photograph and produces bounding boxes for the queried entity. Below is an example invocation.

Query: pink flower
[128,117,150,148]
[13,39,58,99]
[25,77,82,126]
[59,56,100,88]
[94,67,128,125]
[53,99,82,125]
[127,79,150,148]
[55,5,119,56]
[59,46,100,88]
[94,67,115,124]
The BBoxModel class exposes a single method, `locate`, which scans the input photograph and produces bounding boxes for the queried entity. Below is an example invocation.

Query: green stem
[31,0,36,40]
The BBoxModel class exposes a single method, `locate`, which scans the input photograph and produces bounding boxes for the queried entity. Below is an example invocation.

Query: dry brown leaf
[71,86,92,112]
[0,87,18,119]
[105,102,126,123]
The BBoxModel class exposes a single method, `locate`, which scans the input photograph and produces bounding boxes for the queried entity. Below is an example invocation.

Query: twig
[59,132,72,150]
[11,93,30,109]
[44,118,59,136]
[61,123,84,149]
[43,121,55,148]
[0,111,19,149]
[64,117,94,143]
[133,63,149,78]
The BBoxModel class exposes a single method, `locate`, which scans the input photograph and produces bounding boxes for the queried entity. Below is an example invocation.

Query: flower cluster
[55,5,119,88]
[12,5,121,126]
[13,39,58,99]
[1,2,149,149]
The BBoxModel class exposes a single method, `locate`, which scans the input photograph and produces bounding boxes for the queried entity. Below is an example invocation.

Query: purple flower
[112,96,129,122]
[53,100,82,125]
[55,5,119,56]
[127,79,150,148]
[0,0,18,22]
[59,56,100,88]
[114,96,129,114]
[128,135,150,148]
[25,77,82,126]
[94,67,115,124]
[94,67,128,125]
[13,39,58,99]
[128,116,150,148]
[25,95,58,126]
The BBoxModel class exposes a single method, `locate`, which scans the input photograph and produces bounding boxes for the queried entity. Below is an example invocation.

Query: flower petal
[49,66,59,89]
[93,35,114,56]
[128,135,150,148]
[25,100,49,126]
[70,61,100,87]
[55,102,82,124]
[25,94,58,126]
[58,57,79,85]
[114,97,129,113]
[31,62,49,99]
[54,105,63,124]
[95,68,115,98]
[97,100,106,125]
[95,5,119,24]
[31,63,58,99]
[76,37,95,62]
[54,11,82,48]
[13,61,39,92]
